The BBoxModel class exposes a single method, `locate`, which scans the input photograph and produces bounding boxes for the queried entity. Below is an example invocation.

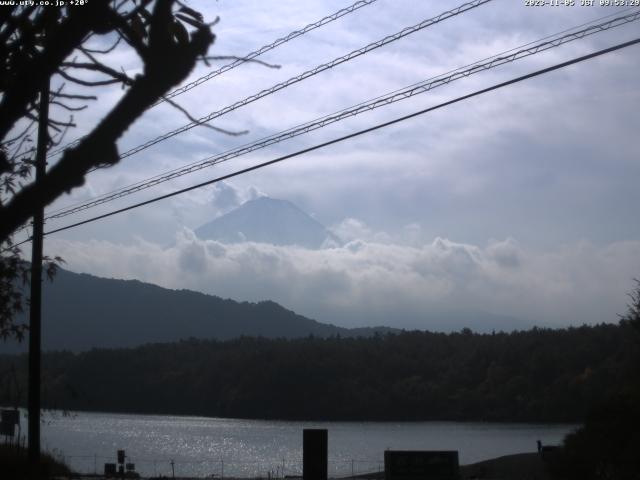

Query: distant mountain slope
[195,196,341,248]
[0,268,395,353]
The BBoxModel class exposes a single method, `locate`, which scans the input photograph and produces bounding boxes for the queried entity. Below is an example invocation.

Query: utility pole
[28,77,49,467]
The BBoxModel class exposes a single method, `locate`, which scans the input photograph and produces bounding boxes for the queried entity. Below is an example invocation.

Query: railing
[53,453,384,479]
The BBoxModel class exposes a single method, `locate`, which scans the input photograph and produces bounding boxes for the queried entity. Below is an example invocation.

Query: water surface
[25,411,575,477]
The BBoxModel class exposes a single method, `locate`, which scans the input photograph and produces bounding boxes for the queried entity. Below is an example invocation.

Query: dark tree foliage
[0,443,72,479]
[0,0,216,339]
[619,278,640,333]
[548,281,640,479]
[0,253,59,340]
[550,396,640,480]
[0,251,30,340]
[0,323,636,422]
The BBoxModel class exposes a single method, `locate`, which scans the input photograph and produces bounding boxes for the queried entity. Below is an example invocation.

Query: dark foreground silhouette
[0,443,71,479]
[1,322,636,422]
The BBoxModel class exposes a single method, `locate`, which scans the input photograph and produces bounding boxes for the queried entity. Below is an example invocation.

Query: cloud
[45,228,640,331]
[330,218,391,244]
[34,0,639,256]
[25,1,638,338]
[209,181,265,216]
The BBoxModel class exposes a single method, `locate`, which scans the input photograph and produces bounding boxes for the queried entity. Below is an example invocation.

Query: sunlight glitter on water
[27,410,576,477]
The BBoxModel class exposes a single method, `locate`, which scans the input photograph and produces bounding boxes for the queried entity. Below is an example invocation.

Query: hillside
[1,268,395,353]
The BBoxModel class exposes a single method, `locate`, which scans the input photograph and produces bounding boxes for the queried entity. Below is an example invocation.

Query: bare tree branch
[51,92,98,101]
[82,35,122,55]
[8,136,35,163]
[48,117,76,129]
[57,69,124,87]
[202,55,281,69]
[1,119,36,147]
[62,61,135,85]
[49,101,88,112]
[0,2,110,140]
[161,95,248,137]
[0,0,215,241]
[123,0,154,21]
[108,9,149,62]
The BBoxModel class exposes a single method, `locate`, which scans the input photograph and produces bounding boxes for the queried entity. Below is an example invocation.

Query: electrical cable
[27,37,638,242]
[46,0,382,158]
[158,0,380,103]
[99,0,494,162]
[43,10,640,221]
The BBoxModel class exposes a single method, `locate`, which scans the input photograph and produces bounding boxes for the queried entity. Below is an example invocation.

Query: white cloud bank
[45,226,640,331]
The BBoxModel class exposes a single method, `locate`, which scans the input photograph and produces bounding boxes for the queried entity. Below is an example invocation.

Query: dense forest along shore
[1,322,634,422]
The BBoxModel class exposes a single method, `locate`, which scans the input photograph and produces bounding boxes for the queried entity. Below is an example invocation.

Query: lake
[22,410,575,477]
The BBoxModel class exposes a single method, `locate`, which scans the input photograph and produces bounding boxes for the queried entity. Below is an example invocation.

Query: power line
[2,0,500,241]
[8,36,638,250]
[108,0,494,161]
[43,0,497,218]
[43,10,640,222]
[42,5,640,220]
[44,8,638,220]
[158,0,380,104]
[31,37,639,241]
[46,0,381,158]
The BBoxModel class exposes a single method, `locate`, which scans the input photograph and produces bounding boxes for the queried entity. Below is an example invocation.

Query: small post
[303,429,328,480]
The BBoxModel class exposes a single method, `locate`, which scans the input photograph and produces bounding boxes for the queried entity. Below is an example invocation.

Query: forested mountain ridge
[0,268,396,353]
[1,323,636,422]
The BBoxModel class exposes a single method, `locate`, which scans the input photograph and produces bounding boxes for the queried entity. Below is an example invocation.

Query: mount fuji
[195,196,341,249]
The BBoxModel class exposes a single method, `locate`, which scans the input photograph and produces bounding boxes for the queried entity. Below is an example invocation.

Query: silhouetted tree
[551,395,640,480]
[549,279,640,479]
[0,0,217,338]
[619,278,640,333]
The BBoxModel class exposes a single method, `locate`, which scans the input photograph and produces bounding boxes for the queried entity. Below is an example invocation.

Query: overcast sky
[21,0,640,330]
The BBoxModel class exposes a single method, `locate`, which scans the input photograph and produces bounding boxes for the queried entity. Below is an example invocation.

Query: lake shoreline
[17,405,582,425]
